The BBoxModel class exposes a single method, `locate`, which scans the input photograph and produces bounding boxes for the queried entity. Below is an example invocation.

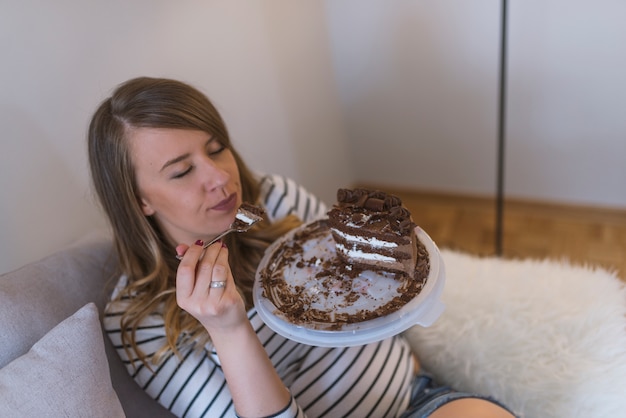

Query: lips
[211,193,237,211]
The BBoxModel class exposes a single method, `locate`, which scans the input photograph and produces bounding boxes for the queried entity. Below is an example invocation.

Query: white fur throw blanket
[402,250,626,418]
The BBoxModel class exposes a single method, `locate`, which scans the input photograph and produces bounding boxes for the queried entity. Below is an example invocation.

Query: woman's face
[128,127,242,246]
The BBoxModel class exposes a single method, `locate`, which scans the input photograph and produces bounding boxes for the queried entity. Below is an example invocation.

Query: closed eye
[171,166,193,179]
[207,142,226,156]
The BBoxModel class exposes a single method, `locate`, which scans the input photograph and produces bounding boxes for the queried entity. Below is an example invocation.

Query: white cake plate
[253,222,446,347]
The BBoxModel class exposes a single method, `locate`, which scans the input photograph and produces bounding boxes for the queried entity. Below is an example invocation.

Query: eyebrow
[160,154,190,172]
[159,137,216,172]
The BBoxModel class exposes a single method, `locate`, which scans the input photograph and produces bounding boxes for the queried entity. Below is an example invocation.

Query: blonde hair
[88,77,300,365]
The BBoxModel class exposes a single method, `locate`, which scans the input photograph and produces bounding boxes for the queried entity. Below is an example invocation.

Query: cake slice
[232,202,265,230]
[327,188,418,275]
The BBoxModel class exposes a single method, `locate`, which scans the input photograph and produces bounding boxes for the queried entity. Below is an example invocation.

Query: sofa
[0,231,174,417]
[1,231,625,417]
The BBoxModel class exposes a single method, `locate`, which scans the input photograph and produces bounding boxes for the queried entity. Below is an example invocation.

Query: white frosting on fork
[236,211,257,225]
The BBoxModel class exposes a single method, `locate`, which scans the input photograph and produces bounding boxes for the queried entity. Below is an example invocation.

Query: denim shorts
[399,371,519,418]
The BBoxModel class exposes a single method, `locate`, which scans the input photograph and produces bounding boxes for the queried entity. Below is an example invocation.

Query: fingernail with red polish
[195,239,204,246]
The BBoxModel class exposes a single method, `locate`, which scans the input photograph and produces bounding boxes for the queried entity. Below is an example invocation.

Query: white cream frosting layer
[330,228,398,249]
[336,243,396,263]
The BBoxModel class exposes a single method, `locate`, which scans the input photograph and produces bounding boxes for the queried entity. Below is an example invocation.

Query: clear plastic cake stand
[253,225,446,347]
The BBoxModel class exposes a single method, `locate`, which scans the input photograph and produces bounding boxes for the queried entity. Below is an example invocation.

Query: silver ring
[209,281,226,289]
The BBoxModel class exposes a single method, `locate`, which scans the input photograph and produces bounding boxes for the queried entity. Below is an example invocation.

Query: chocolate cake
[257,188,430,329]
[327,188,418,276]
[232,202,265,230]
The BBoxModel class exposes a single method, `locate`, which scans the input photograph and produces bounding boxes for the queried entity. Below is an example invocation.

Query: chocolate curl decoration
[366,190,402,210]
[390,206,415,233]
[353,194,366,207]
[337,187,404,211]
[337,188,353,203]
[387,195,402,207]
[369,190,387,201]
[364,197,385,211]
[398,218,416,233]
[390,206,411,218]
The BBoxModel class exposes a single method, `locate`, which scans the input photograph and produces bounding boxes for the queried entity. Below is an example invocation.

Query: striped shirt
[104,174,415,418]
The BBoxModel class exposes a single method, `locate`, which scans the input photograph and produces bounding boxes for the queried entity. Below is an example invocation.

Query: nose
[199,157,230,191]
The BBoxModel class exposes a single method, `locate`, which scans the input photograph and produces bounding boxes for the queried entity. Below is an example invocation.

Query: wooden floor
[359,184,626,281]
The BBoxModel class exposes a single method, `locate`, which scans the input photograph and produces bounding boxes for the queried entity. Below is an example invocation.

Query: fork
[176,204,264,260]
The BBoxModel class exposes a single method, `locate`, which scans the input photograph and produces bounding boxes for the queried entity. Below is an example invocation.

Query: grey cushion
[0,303,125,417]
[0,231,174,417]
[0,231,117,368]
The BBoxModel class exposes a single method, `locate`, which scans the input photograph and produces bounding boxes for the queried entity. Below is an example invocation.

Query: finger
[175,243,190,259]
[176,240,205,299]
[209,264,228,294]
[210,242,232,290]
[209,280,227,290]
[179,239,205,262]
[194,240,225,294]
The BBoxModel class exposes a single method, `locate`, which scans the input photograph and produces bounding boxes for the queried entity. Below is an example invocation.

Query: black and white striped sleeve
[258,174,328,223]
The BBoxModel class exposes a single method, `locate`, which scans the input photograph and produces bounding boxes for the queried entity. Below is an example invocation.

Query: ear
[139,197,156,216]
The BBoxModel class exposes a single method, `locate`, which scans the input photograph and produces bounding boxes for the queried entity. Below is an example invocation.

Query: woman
[89,77,516,417]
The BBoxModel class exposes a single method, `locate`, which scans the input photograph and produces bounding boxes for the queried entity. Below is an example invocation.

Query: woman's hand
[175,240,292,417]
[175,240,247,333]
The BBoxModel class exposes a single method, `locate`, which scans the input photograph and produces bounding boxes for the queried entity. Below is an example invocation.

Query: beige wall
[326,1,501,196]
[506,0,626,206]
[327,0,626,207]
